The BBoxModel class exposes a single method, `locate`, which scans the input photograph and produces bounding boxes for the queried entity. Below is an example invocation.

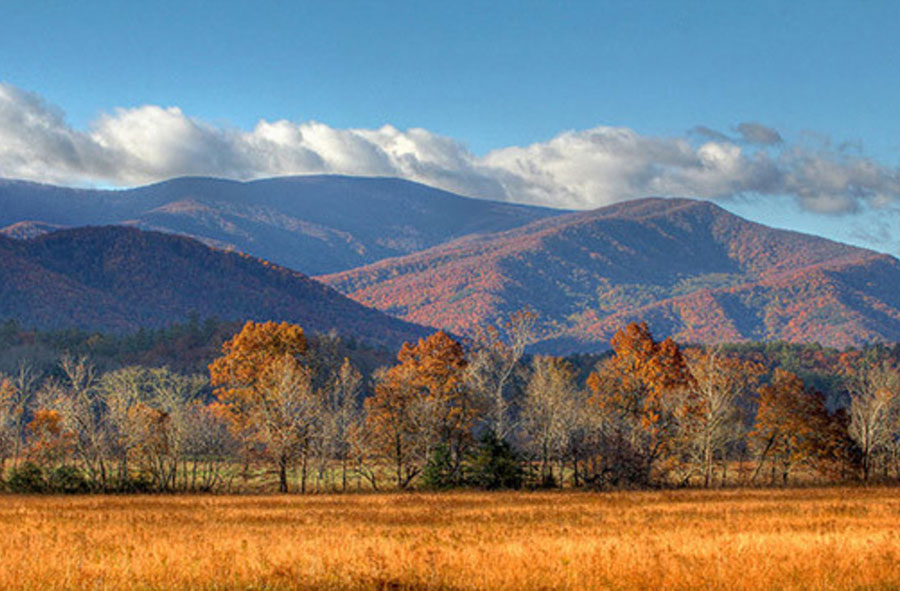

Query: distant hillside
[319,197,900,352]
[0,226,429,348]
[0,176,562,275]
[0,221,67,240]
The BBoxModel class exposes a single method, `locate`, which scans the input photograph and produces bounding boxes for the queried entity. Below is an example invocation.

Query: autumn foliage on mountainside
[6,195,900,354]
[320,197,900,352]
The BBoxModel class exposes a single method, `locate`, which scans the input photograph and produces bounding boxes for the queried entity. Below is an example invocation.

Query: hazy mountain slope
[0,221,68,240]
[0,176,562,274]
[0,227,429,347]
[319,197,900,351]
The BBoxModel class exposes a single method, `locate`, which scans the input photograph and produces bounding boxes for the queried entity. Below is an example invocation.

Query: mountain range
[3,175,900,352]
[319,197,900,352]
[0,176,558,275]
[0,226,426,348]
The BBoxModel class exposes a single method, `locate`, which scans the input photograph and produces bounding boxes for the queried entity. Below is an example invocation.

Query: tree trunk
[278,453,289,493]
[395,436,403,489]
[862,443,870,482]
[300,453,308,494]
[704,440,712,488]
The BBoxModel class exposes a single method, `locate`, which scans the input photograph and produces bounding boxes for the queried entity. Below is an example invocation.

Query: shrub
[467,432,524,490]
[107,473,155,494]
[48,465,91,494]
[7,462,48,493]
[6,464,93,494]
[422,445,457,490]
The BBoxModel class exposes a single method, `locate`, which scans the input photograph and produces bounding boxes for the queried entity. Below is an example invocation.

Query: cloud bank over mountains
[2,82,898,214]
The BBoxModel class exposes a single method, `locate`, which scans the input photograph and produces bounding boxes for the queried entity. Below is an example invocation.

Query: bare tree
[181,401,238,491]
[10,360,40,466]
[100,366,154,486]
[52,355,108,489]
[0,375,20,477]
[467,309,537,441]
[303,338,363,493]
[319,358,362,491]
[684,348,761,487]
[250,355,318,493]
[520,355,578,487]
[847,360,900,482]
[140,368,208,491]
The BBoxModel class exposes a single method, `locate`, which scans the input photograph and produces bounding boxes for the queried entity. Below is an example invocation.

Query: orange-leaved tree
[586,322,695,486]
[749,369,833,485]
[366,331,472,488]
[209,321,307,398]
[26,408,74,469]
[209,321,311,492]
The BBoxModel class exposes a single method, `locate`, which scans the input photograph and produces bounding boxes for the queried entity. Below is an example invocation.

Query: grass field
[1,487,899,590]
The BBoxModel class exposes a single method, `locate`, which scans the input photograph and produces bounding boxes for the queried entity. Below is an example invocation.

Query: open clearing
[1,487,899,590]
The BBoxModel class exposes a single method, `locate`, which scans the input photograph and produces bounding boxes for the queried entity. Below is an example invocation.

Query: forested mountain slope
[320,197,900,352]
[0,226,429,348]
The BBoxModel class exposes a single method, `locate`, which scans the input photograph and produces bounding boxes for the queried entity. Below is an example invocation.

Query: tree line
[1,314,899,493]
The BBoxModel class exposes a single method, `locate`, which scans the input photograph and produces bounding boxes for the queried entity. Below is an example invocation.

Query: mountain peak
[320,197,898,352]
[575,196,729,222]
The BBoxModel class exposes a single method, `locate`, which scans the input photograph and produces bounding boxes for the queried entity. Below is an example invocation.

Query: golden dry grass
[1,487,899,590]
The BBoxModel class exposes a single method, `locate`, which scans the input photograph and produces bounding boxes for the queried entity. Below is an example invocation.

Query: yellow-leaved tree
[209,321,312,492]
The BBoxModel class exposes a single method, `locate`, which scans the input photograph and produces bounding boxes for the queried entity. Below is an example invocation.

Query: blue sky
[4,0,899,156]
[2,0,900,252]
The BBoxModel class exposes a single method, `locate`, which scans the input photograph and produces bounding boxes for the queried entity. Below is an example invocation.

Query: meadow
[1,487,899,590]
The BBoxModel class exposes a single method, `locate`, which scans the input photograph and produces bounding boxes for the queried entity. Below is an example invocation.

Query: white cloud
[0,84,117,183]
[2,82,899,215]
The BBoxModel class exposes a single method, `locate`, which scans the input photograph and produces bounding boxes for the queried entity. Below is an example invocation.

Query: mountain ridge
[0,175,564,275]
[0,225,429,348]
[318,197,900,352]
[5,175,900,352]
